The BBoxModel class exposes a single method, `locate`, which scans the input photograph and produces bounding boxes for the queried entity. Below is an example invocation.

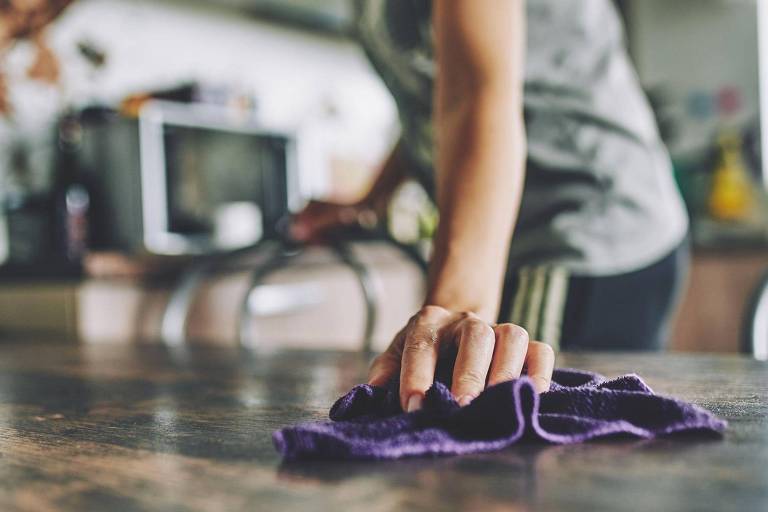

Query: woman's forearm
[426,92,526,322]
[426,0,526,323]
[359,139,408,212]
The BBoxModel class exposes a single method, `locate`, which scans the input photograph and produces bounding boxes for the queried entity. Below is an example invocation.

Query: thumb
[367,351,400,387]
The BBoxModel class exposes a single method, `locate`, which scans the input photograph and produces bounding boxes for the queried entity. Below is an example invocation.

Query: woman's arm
[359,139,409,215]
[368,0,554,411]
[428,0,526,321]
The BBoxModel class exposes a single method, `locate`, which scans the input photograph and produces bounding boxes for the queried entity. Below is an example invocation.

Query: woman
[292,0,689,413]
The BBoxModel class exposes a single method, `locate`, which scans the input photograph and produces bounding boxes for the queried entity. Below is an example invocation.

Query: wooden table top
[0,341,765,512]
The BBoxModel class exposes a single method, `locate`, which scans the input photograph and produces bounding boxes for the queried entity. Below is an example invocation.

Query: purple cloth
[273,368,726,461]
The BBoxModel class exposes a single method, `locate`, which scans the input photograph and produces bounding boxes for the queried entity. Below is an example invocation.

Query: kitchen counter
[0,242,425,350]
[0,341,766,510]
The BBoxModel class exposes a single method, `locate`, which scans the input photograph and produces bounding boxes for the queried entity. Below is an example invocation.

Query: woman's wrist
[425,242,505,323]
[422,298,496,324]
[424,279,500,322]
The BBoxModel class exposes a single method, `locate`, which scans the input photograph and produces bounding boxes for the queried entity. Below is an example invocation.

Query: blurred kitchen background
[0,0,766,355]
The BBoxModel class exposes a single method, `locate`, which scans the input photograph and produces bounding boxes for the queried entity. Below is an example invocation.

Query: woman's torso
[355,0,688,276]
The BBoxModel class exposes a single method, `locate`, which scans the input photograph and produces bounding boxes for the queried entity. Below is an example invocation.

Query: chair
[160,228,427,352]
[236,240,379,351]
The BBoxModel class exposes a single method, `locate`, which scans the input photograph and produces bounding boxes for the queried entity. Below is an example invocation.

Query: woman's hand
[290,200,377,243]
[291,141,409,244]
[368,305,555,412]
[364,2,534,411]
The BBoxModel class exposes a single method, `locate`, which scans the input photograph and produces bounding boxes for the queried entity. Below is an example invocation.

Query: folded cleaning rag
[273,367,726,461]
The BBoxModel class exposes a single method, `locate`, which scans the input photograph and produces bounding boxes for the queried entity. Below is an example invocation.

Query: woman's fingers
[450,316,495,406]
[524,341,556,393]
[399,307,449,412]
[487,323,529,387]
[374,306,555,414]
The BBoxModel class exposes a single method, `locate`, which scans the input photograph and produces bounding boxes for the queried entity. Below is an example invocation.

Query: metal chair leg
[160,261,214,346]
[159,241,269,346]
[331,242,379,354]
[238,241,380,353]
[238,245,301,347]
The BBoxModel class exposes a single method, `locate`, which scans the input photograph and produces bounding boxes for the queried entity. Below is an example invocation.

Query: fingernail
[406,394,423,412]
[458,395,475,407]
[532,377,550,394]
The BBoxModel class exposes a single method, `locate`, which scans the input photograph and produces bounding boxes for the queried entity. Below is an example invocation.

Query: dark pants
[498,242,690,351]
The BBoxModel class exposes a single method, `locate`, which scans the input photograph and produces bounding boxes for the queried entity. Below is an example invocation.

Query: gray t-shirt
[355,0,688,276]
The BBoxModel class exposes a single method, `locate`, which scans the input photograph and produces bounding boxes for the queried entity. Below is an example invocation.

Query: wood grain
[0,341,765,511]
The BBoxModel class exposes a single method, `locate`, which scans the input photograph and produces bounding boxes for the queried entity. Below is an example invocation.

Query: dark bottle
[51,111,91,269]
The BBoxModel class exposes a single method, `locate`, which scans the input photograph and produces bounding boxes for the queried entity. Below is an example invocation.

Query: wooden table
[0,341,765,511]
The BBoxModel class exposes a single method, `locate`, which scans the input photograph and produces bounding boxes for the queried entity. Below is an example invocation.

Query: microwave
[73,101,297,255]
